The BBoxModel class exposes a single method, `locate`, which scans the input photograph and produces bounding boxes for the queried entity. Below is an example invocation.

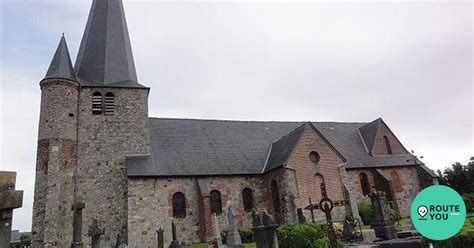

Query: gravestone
[71,198,85,248]
[296,208,306,224]
[88,218,105,248]
[212,213,223,247]
[169,220,181,248]
[227,206,242,247]
[252,210,278,248]
[0,171,23,248]
[156,228,164,248]
[369,191,397,240]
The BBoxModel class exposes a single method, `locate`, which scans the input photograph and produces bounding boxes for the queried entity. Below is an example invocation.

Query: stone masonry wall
[32,79,79,248]
[76,87,150,247]
[128,175,266,246]
[348,166,422,218]
[285,125,347,222]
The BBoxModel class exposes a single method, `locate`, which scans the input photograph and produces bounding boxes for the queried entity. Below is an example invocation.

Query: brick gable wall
[285,125,347,221]
[371,122,407,156]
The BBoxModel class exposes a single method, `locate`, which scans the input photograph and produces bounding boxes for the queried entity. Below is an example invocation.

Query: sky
[0,0,472,232]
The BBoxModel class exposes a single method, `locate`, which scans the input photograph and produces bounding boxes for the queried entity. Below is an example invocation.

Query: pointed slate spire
[45,34,77,81]
[75,0,144,88]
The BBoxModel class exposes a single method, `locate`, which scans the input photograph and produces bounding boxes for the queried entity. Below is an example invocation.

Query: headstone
[169,220,181,248]
[369,191,397,240]
[296,208,306,224]
[227,206,242,247]
[0,171,23,248]
[252,210,279,248]
[212,213,223,247]
[157,228,164,248]
[71,199,85,248]
[88,218,105,248]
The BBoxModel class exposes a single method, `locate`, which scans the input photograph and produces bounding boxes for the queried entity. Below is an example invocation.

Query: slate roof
[44,35,77,82]
[265,124,306,172]
[358,118,381,154]
[127,118,433,177]
[74,0,145,88]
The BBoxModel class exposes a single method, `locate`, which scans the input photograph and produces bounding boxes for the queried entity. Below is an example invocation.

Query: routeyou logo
[411,185,466,240]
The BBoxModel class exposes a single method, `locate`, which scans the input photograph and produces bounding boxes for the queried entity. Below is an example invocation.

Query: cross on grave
[88,219,105,248]
[304,183,349,248]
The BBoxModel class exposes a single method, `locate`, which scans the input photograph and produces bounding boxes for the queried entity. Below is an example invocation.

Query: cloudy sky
[0,0,472,231]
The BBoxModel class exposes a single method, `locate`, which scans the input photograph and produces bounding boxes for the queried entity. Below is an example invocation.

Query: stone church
[32,0,438,247]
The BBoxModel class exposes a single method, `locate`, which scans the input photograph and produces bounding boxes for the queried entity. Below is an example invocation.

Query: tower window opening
[104,92,115,115]
[92,92,103,115]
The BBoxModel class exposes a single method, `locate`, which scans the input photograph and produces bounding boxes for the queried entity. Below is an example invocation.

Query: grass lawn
[183,243,256,248]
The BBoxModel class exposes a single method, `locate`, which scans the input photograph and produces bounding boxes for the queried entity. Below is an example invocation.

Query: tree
[438,158,474,194]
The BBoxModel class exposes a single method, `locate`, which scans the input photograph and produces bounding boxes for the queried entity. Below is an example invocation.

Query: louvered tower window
[92,92,103,114]
[104,92,115,115]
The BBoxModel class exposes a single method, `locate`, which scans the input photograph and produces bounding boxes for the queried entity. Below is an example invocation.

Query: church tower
[32,0,151,246]
[74,0,150,246]
[32,35,80,247]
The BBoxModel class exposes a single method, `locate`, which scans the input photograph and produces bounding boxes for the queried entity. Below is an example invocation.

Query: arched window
[383,136,392,155]
[242,188,254,211]
[315,173,325,198]
[172,192,186,217]
[104,92,115,115]
[359,173,371,195]
[210,190,222,214]
[390,171,403,192]
[271,180,280,213]
[92,92,103,114]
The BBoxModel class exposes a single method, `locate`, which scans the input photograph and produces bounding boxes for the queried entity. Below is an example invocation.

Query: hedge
[421,217,474,248]
[276,223,345,248]
[221,228,255,244]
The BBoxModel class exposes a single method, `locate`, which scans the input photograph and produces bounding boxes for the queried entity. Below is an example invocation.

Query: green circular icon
[411,185,466,240]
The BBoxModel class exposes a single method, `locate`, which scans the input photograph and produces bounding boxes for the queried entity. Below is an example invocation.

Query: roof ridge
[148,117,370,124]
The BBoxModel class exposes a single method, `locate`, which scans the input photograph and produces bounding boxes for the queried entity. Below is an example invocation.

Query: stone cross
[212,213,223,247]
[0,171,23,248]
[226,206,242,247]
[88,218,105,248]
[369,191,397,240]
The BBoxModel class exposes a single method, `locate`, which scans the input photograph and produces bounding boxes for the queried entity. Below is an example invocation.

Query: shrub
[221,228,255,244]
[462,193,474,213]
[357,200,374,226]
[277,222,345,248]
[421,218,474,248]
[239,228,255,243]
[389,208,402,229]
